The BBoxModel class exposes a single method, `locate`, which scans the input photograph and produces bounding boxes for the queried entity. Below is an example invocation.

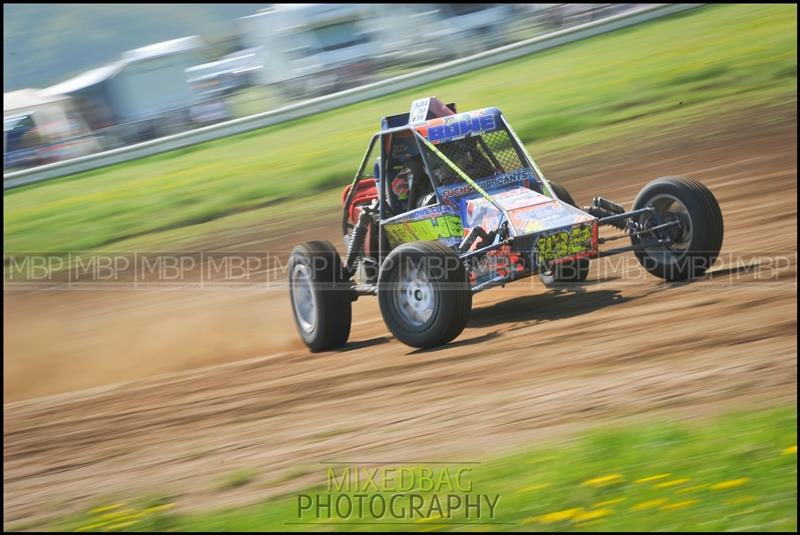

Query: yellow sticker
[384,215,463,247]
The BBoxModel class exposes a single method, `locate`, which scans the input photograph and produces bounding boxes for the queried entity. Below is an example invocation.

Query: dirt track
[3,107,797,526]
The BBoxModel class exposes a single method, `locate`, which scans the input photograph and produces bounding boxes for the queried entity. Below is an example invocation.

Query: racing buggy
[289,97,723,350]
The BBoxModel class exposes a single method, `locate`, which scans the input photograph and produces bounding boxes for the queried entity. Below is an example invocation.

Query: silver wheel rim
[392,262,436,327]
[645,193,693,257]
[291,263,317,334]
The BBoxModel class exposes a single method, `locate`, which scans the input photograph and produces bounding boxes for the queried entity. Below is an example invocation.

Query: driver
[389,136,435,211]
[390,155,435,211]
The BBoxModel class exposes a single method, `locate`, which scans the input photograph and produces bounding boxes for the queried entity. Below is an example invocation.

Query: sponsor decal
[461,186,571,234]
[462,199,503,235]
[428,115,496,143]
[418,110,498,144]
[467,245,526,286]
[535,223,596,265]
[508,202,593,234]
[438,168,534,204]
[383,214,464,248]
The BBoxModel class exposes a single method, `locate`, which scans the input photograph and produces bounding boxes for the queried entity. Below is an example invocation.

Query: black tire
[539,181,591,285]
[289,240,353,352]
[378,240,472,348]
[631,176,723,281]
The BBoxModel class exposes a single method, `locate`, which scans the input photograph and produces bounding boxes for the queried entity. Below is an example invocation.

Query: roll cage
[342,107,560,263]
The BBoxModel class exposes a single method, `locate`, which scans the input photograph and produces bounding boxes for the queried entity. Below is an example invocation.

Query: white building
[43,36,205,127]
[4,89,99,168]
[239,4,375,95]
[239,4,519,96]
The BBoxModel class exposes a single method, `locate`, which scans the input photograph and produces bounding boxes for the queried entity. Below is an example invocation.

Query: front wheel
[289,241,353,352]
[378,241,472,348]
[631,176,723,281]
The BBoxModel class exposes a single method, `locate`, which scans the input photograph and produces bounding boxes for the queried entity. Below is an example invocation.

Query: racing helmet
[391,133,420,162]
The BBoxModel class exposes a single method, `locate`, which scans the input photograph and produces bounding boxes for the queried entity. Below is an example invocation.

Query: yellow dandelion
[635,473,671,484]
[678,484,708,494]
[594,497,627,508]
[662,500,699,510]
[100,510,136,521]
[416,514,444,524]
[116,512,145,523]
[783,445,797,455]
[540,508,583,523]
[515,483,550,494]
[631,499,668,511]
[144,503,176,514]
[521,517,538,526]
[711,478,749,490]
[574,508,613,522]
[88,503,125,515]
[655,478,691,489]
[582,474,624,487]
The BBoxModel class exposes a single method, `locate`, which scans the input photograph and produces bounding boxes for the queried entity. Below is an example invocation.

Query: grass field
[3,4,797,254]
[48,406,797,532]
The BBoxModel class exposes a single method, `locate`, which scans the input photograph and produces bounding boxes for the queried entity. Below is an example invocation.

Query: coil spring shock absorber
[345,210,371,275]
[586,197,628,230]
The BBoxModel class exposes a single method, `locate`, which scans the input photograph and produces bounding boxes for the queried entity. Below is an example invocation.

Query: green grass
[46,405,797,532]
[3,4,797,254]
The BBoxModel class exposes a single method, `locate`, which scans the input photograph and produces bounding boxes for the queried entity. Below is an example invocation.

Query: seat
[342,178,378,225]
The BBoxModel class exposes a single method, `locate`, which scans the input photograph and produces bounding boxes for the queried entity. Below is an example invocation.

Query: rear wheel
[631,176,723,281]
[378,241,472,348]
[289,241,353,352]
[539,181,591,286]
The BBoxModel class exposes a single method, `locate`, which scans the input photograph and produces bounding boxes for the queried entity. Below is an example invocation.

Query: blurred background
[3,3,645,171]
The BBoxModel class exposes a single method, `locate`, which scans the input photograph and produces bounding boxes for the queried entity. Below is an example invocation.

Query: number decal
[535,223,594,264]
